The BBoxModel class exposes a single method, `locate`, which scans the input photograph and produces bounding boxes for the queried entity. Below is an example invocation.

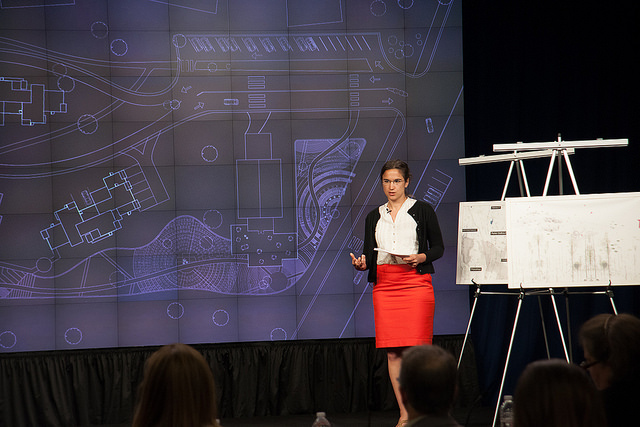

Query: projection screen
[0,0,467,352]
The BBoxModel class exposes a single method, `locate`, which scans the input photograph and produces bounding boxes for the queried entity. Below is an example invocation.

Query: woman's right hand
[350,253,367,271]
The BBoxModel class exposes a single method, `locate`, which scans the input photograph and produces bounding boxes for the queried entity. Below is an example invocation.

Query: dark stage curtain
[0,336,479,427]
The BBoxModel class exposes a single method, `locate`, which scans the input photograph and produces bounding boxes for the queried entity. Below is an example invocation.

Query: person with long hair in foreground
[132,343,219,427]
[513,359,606,427]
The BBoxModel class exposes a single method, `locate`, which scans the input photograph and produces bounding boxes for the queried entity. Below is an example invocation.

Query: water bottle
[312,411,331,427]
[499,395,513,427]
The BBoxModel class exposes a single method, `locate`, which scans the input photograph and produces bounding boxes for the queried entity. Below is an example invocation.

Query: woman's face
[583,346,613,390]
[381,168,409,204]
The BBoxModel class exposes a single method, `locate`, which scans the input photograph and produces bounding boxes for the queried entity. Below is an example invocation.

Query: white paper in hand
[374,247,411,258]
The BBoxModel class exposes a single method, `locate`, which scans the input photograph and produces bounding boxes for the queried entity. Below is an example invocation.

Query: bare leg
[387,347,409,424]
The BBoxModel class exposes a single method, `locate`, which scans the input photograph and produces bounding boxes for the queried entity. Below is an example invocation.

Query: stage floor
[101,406,494,427]
[219,407,495,427]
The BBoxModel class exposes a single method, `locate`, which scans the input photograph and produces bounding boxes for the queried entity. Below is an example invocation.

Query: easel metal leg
[565,290,573,362]
[492,292,524,427]
[549,289,570,362]
[562,149,580,195]
[607,286,618,314]
[458,284,480,370]
[557,152,564,195]
[501,161,515,201]
[542,151,557,197]
[537,296,551,359]
[516,160,531,197]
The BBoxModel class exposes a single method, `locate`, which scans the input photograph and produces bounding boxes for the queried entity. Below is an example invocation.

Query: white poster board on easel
[456,201,508,285]
[506,192,640,288]
[456,192,640,288]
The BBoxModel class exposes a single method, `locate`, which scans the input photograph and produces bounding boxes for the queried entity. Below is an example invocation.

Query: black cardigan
[362,200,444,283]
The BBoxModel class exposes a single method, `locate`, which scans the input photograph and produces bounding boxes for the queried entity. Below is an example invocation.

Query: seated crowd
[513,312,640,427]
[131,313,640,427]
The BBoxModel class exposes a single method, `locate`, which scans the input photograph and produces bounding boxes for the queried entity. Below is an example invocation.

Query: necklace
[386,196,407,213]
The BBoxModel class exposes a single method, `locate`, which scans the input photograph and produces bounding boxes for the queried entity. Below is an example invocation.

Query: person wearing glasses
[579,313,640,427]
[350,159,444,427]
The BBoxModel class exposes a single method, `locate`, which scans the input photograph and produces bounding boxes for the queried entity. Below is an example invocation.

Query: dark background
[463,0,640,402]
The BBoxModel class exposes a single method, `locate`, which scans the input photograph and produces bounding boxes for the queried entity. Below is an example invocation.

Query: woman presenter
[350,159,444,427]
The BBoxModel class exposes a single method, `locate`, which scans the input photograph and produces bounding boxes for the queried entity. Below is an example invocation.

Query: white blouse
[375,198,419,265]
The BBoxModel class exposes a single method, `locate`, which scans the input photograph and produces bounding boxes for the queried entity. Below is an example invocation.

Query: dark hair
[399,345,457,416]
[380,159,412,182]
[579,313,640,383]
[513,359,606,427]
[132,343,218,427]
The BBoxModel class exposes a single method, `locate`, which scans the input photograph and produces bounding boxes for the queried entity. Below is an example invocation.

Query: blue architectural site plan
[0,0,466,351]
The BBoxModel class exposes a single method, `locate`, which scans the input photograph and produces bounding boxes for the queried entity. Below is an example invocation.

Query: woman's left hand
[402,253,426,268]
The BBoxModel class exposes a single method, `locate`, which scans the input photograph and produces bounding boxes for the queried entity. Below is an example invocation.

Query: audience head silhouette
[579,313,640,389]
[513,359,606,427]
[579,313,640,427]
[399,345,458,419]
[132,343,218,427]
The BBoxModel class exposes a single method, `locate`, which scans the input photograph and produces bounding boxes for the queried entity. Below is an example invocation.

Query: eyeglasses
[579,359,601,370]
[382,179,404,186]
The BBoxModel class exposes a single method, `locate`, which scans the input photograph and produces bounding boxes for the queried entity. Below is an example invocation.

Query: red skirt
[372,264,434,348]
